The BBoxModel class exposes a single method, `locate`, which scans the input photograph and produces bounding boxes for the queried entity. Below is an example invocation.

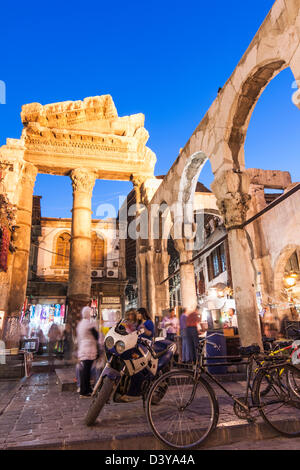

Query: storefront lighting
[283,272,298,289]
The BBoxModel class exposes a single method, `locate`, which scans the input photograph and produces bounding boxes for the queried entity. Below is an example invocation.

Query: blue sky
[0,0,299,218]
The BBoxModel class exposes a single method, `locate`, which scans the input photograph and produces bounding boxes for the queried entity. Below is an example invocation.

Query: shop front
[100,296,122,336]
[21,296,67,349]
[199,284,240,360]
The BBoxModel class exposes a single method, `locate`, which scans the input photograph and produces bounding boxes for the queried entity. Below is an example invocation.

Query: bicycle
[260,328,300,398]
[145,337,300,449]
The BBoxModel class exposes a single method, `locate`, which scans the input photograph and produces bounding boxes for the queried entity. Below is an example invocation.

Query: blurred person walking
[76,306,99,398]
[160,308,179,342]
[186,307,201,363]
[180,308,189,362]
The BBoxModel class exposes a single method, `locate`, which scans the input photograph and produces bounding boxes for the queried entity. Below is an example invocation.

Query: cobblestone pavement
[0,372,296,450]
[0,379,21,415]
[208,436,300,450]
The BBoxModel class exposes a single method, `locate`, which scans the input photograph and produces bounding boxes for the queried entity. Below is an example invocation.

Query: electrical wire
[31,242,123,262]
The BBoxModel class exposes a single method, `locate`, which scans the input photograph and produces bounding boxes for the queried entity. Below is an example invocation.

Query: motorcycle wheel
[84,376,114,426]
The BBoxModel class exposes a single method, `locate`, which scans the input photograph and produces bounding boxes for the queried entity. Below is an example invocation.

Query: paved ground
[0,371,298,450]
[0,379,22,415]
[208,436,300,450]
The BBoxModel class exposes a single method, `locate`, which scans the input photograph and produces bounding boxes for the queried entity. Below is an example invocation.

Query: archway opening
[244,67,300,183]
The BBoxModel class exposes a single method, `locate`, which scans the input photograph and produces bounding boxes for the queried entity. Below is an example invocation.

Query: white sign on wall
[0,311,5,330]
[102,297,120,304]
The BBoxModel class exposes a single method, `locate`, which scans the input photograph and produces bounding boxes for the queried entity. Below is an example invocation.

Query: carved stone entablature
[70,168,96,195]
[211,170,251,229]
[19,95,156,179]
[21,95,118,128]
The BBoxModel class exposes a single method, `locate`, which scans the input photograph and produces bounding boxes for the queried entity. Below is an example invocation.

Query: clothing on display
[22,302,66,339]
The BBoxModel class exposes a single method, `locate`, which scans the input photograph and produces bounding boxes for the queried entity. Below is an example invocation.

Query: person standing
[125,308,138,332]
[48,322,61,372]
[76,306,99,398]
[62,323,73,363]
[180,308,189,362]
[186,307,201,363]
[136,308,155,339]
[161,308,179,342]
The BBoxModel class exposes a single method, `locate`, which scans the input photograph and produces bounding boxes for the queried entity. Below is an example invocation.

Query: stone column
[67,168,95,332]
[5,163,37,347]
[130,175,149,312]
[146,249,157,317]
[211,170,262,349]
[174,239,197,312]
[137,251,148,309]
[154,250,170,316]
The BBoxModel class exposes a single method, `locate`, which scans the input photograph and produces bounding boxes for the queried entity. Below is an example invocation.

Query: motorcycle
[84,319,176,426]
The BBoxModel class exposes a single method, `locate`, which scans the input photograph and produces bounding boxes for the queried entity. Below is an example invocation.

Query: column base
[3,316,21,349]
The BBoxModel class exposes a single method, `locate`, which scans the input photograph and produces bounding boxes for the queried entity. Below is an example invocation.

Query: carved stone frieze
[18,95,156,178]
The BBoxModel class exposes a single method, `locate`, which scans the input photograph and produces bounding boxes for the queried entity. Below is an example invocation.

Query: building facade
[24,196,127,338]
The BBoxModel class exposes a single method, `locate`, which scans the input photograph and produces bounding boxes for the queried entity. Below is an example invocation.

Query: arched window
[55,232,71,267]
[91,232,105,268]
[285,251,300,274]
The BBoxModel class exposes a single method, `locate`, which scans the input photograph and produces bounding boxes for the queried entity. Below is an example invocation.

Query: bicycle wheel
[288,365,300,398]
[253,363,300,437]
[146,369,219,449]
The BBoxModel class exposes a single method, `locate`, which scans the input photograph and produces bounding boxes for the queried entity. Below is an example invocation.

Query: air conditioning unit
[91,270,104,278]
[107,269,118,278]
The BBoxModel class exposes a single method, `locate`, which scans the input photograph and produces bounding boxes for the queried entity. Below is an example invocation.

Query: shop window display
[21,302,66,348]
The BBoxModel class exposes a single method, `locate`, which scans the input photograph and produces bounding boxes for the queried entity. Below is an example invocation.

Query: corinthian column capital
[70,168,96,195]
[211,170,251,228]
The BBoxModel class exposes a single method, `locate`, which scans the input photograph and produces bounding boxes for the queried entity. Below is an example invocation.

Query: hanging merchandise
[60,304,65,320]
[54,304,61,319]
[49,305,55,323]
[35,304,42,319]
[20,298,28,323]
[40,305,48,321]
[0,227,10,272]
[29,305,36,321]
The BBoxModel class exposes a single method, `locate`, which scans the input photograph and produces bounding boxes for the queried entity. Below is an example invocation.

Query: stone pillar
[67,168,95,332]
[212,170,262,349]
[146,249,157,317]
[130,175,149,312]
[137,251,148,309]
[174,239,197,312]
[154,250,170,316]
[5,163,37,347]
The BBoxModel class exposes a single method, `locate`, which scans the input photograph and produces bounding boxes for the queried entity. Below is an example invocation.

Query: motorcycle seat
[153,339,173,358]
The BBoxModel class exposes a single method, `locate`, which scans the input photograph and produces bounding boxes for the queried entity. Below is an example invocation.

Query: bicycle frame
[190,337,290,416]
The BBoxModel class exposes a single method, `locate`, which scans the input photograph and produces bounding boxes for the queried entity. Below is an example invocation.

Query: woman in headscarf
[76,306,99,398]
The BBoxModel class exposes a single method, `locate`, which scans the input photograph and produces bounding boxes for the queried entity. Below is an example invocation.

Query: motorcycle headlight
[105,336,114,350]
[115,341,125,354]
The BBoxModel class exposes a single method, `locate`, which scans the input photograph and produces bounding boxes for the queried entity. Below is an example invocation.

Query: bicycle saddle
[239,344,260,356]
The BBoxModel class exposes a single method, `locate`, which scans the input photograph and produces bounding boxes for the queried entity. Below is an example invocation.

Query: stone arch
[226,60,289,171]
[273,244,300,301]
[52,230,71,268]
[91,230,106,268]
